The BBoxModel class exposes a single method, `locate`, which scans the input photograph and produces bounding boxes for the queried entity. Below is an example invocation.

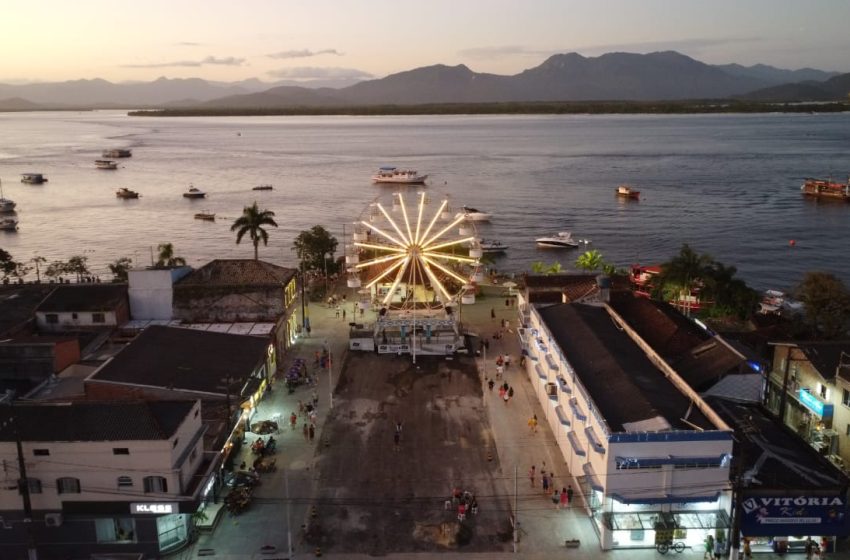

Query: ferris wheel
[346,191,483,312]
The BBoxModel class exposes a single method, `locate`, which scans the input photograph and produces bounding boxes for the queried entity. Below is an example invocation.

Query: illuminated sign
[798,389,834,417]
[741,495,848,536]
[130,502,179,515]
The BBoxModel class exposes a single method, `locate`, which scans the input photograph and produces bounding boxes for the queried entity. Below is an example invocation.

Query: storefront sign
[798,389,834,418]
[131,502,179,515]
[741,495,848,536]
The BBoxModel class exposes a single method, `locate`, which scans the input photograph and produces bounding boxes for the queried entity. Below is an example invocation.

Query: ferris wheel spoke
[359,220,406,248]
[421,260,452,302]
[423,236,476,252]
[413,191,426,245]
[355,252,406,269]
[382,256,411,306]
[422,251,478,264]
[420,254,470,285]
[364,256,407,289]
[376,203,410,246]
[397,193,415,244]
[418,198,447,248]
[353,242,407,253]
[421,214,466,249]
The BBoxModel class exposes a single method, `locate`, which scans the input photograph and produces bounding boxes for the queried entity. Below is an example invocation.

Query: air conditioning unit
[44,513,63,528]
[545,382,557,396]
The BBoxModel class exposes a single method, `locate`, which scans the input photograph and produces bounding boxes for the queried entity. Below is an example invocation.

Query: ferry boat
[801,177,850,201]
[21,173,47,184]
[0,217,18,231]
[0,180,16,212]
[194,212,216,221]
[102,149,132,158]
[372,167,428,184]
[95,159,118,170]
[535,232,579,248]
[183,186,207,199]
[480,239,508,253]
[252,184,274,191]
[616,185,640,200]
[455,207,492,222]
[116,187,140,199]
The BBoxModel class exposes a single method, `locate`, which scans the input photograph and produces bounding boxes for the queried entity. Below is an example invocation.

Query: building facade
[35,285,129,333]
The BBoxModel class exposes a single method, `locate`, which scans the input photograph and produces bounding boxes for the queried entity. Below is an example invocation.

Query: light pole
[324,339,334,409]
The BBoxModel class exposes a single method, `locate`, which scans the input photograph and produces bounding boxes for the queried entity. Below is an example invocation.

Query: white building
[128,266,191,321]
[35,284,129,333]
[0,400,217,559]
[521,301,734,550]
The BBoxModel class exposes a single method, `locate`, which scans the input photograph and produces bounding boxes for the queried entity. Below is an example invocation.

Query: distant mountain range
[0,51,844,111]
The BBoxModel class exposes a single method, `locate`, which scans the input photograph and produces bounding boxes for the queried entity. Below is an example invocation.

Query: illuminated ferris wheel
[346,191,483,312]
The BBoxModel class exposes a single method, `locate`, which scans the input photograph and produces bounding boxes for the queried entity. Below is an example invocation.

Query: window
[117,476,133,488]
[143,476,168,493]
[95,518,136,543]
[71,313,78,320]
[20,479,42,494]
[92,312,105,323]
[45,314,58,324]
[172,438,179,449]
[843,389,850,408]
[56,477,80,494]
[846,424,850,437]
[820,383,829,400]
[113,448,129,455]
[33,449,50,456]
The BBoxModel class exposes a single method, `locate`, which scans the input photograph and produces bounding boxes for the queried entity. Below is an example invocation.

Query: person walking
[742,537,752,560]
[559,487,568,510]
[290,412,297,430]
[503,390,510,405]
[528,415,538,433]
[487,379,495,392]
[508,386,514,401]
[335,305,340,318]
[308,424,315,442]
[302,423,309,441]
[566,484,574,505]
[393,430,400,451]
[542,472,550,495]
[714,536,724,560]
[499,385,506,400]
[552,489,560,509]
[342,308,346,320]
[528,465,536,487]
[703,535,715,560]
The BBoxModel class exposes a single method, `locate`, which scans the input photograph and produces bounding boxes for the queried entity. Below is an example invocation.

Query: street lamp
[324,339,334,409]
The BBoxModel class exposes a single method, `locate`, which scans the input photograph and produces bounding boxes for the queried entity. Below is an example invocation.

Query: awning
[569,397,587,421]
[582,462,603,492]
[567,431,586,456]
[535,363,547,380]
[556,376,572,394]
[614,455,728,469]
[555,405,571,426]
[585,426,605,454]
[545,353,558,370]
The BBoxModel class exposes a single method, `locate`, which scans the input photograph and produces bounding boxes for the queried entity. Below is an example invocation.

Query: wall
[36,310,118,332]
[128,267,191,321]
[173,286,284,323]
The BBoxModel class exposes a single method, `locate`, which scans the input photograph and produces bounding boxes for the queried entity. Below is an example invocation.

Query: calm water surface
[1,110,848,291]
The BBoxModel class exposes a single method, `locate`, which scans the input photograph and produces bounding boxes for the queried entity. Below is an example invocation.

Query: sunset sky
[2,0,848,84]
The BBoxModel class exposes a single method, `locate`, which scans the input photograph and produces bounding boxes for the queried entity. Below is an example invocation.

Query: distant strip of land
[129,101,850,117]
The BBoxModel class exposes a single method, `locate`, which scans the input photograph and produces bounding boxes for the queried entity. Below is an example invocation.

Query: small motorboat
[102,148,132,158]
[95,159,118,170]
[183,185,207,199]
[21,173,47,184]
[253,184,274,191]
[480,239,508,253]
[0,217,18,231]
[616,185,640,200]
[194,212,216,221]
[0,180,16,212]
[456,206,492,222]
[116,187,140,199]
[536,232,580,248]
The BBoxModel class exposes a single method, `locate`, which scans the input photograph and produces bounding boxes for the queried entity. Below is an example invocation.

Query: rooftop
[0,284,54,336]
[0,400,195,442]
[88,325,269,395]
[538,303,715,432]
[778,341,850,383]
[177,259,297,287]
[36,284,128,313]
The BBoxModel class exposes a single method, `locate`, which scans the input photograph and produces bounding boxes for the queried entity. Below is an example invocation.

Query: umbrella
[502,281,518,295]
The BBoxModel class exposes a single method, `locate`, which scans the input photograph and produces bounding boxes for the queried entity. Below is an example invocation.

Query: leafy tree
[796,272,850,339]
[658,244,714,293]
[108,257,133,282]
[575,250,604,272]
[65,255,90,282]
[156,243,187,267]
[530,261,547,274]
[0,249,16,279]
[45,260,67,282]
[31,255,46,283]
[547,262,563,275]
[231,202,278,260]
[293,226,338,272]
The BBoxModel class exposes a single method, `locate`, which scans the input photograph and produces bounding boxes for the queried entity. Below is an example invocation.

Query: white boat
[0,180,16,212]
[455,206,492,222]
[95,159,118,170]
[102,149,132,158]
[21,173,47,184]
[183,186,207,199]
[0,217,18,231]
[372,167,428,184]
[480,240,508,253]
[536,232,580,248]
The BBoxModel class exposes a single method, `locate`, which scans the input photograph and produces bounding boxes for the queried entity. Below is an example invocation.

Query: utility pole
[284,468,293,560]
[4,399,38,560]
[300,259,308,330]
[324,339,334,409]
[513,465,518,553]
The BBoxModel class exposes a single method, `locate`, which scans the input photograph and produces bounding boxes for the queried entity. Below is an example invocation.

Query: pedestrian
[342,308,346,320]
[298,399,305,415]
[714,536,724,560]
[302,423,309,441]
[290,412,297,430]
[496,364,503,379]
[505,298,510,308]
[566,484,573,504]
[805,538,814,560]
[559,487,568,509]
[335,305,340,318]
[312,389,319,406]
[395,420,403,435]
[508,386,514,400]
[484,338,489,351]
[308,424,315,441]
[529,465,536,487]
[487,379,495,392]
[306,325,311,337]
[528,415,538,433]
[491,307,495,319]
[309,409,318,425]
[503,390,510,405]
[542,472,550,494]
[504,355,511,368]
[552,489,560,509]
[703,535,714,560]
[499,385,506,400]
[502,382,509,392]
[393,431,400,450]
[821,537,829,558]
[742,537,752,560]
[314,351,320,367]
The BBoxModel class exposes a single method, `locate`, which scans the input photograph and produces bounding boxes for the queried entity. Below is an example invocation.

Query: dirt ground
[305,352,514,554]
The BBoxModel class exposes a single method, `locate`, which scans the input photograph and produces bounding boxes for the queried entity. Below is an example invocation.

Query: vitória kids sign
[741,495,849,536]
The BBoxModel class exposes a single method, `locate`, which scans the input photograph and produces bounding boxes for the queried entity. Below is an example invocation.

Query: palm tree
[575,250,604,272]
[231,202,278,260]
[156,243,186,267]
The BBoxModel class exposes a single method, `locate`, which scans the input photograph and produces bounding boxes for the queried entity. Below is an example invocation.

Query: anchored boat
[801,177,850,201]
[372,167,428,184]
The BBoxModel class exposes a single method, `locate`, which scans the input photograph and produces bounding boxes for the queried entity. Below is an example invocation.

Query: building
[0,335,80,387]
[0,400,215,559]
[522,301,734,550]
[35,284,129,333]
[172,259,300,355]
[128,266,192,321]
[0,285,55,338]
[766,341,850,473]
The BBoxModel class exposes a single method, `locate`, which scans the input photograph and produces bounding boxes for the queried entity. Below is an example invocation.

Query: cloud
[175,41,202,47]
[458,45,556,59]
[267,49,343,59]
[267,66,372,80]
[122,56,245,68]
